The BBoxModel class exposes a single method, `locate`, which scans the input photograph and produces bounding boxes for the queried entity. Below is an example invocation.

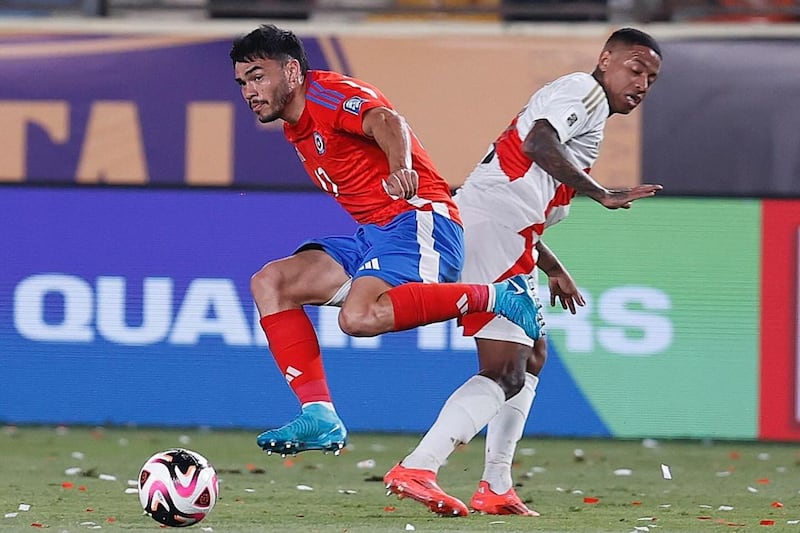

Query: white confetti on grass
[614,468,633,476]
[98,474,117,481]
[124,488,138,494]
[65,467,82,476]
[337,489,358,495]
[718,505,734,511]
[71,451,85,460]
[296,485,313,491]
[660,464,672,480]
[17,504,30,512]
[356,459,376,469]
[715,471,731,477]
[4,513,18,518]
[404,524,415,531]
[747,486,759,493]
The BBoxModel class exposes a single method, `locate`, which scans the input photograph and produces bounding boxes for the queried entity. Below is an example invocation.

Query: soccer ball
[138,448,219,527]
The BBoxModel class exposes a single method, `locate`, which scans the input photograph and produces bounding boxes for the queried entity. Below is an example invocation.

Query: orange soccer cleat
[383,464,469,517]
[469,480,540,516]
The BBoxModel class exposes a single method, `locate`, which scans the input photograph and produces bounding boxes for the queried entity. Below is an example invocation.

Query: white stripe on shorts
[415,211,440,283]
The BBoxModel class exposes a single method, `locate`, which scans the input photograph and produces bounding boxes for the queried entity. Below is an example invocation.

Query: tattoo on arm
[523,120,607,200]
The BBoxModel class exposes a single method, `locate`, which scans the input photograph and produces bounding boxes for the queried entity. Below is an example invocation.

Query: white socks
[482,373,539,494]
[401,375,505,472]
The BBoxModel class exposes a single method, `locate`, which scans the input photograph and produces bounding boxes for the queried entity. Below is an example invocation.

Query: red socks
[386,282,490,332]
[259,283,491,402]
[259,309,331,404]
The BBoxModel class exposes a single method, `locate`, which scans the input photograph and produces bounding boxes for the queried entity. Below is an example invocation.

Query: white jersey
[455,72,609,236]
[456,72,610,344]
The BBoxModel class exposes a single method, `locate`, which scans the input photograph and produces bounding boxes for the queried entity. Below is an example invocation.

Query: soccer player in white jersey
[384,28,663,516]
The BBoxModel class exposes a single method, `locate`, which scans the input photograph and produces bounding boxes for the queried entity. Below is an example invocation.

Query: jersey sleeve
[522,73,606,144]
[320,77,388,136]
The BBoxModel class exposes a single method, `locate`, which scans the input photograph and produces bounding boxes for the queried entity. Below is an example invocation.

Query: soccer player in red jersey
[230,24,544,462]
[384,28,663,517]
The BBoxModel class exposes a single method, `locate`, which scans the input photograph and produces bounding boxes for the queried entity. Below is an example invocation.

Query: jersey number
[314,166,339,196]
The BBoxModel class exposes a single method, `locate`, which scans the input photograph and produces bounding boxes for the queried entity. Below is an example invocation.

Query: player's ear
[287,59,302,86]
[597,49,612,72]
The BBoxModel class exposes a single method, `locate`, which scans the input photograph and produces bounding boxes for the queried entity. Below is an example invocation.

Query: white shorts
[458,206,540,347]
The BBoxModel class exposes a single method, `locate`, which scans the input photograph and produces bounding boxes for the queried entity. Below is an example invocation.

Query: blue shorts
[296,210,464,287]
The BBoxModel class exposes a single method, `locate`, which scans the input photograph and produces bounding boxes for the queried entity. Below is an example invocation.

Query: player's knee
[526,338,548,376]
[496,367,527,399]
[250,263,282,302]
[338,306,378,337]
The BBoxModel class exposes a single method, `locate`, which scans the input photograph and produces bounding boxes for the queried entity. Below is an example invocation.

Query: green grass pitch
[2,426,800,532]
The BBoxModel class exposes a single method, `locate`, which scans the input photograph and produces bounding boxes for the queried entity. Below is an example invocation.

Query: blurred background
[1,0,798,443]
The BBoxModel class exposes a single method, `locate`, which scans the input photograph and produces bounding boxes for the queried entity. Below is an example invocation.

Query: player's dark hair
[230,24,310,74]
[606,27,662,59]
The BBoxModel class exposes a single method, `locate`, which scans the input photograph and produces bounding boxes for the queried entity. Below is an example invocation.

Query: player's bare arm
[362,106,418,199]
[535,240,585,314]
[523,119,662,209]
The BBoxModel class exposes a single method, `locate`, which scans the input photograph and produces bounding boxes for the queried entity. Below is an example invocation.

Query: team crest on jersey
[343,96,366,115]
[566,112,578,127]
[313,132,326,155]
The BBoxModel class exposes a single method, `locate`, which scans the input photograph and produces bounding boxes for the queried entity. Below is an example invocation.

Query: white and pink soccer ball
[138,448,219,527]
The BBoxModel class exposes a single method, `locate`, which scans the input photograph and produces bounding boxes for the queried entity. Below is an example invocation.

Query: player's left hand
[384,168,419,200]
[600,184,662,209]
[548,274,585,314]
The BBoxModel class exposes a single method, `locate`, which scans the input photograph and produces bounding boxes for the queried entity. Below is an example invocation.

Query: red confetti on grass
[697,516,713,520]
[583,497,599,504]
[757,478,770,484]
[760,519,775,526]
[61,482,73,489]
[78,485,87,492]
[631,501,642,506]
[85,508,93,512]
[106,517,116,523]
[771,501,784,508]
[246,463,257,472]
[383,506,397,512]
[283,459,295,468]
[729,451,740,460]
[31,523,44,528]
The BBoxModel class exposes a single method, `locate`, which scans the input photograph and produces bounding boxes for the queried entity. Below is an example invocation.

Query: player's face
[234,57,294,123]
[598,44,661,115]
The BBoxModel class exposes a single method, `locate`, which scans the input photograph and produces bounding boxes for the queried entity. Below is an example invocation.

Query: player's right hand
[384,168,419,200]
[599,184,662,209]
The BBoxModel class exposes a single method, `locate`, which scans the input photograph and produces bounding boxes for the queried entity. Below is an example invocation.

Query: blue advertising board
[0,186,607,437]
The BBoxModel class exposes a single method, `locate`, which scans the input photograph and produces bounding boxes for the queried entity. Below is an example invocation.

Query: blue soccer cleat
[492,274,546,341]
[256,403,348,456]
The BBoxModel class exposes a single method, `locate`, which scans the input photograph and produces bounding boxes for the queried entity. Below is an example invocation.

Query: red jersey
[283,70,460,226]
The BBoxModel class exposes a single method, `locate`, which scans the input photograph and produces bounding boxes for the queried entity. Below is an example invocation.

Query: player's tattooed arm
[523,119,661,209]
[522,119,609,203]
